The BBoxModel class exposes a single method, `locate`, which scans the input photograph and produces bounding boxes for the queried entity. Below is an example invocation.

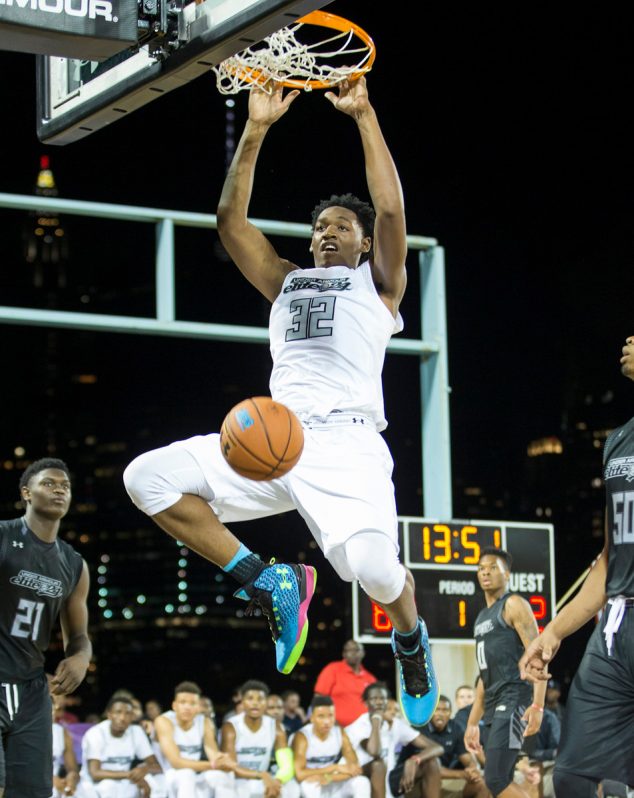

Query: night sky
[1,3,634,703]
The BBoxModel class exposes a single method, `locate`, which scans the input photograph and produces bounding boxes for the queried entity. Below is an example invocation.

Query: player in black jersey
[0,458,91,798]
[465,548,546,798]
[520,336,634,798]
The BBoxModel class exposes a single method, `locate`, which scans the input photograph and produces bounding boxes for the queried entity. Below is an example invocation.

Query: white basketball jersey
[161,710,205,766]
[345,713,419,771]
[269,262,404,431]
[301,724,343,769]
[52,722,65,775]
[81,720,153,781]
[228,712,276,772]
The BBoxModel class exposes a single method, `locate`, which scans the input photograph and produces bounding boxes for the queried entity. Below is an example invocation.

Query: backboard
[36,0,332,145]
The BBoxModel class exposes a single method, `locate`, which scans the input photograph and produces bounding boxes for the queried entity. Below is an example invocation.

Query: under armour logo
[12,541,24,548]
[275,567,293,590]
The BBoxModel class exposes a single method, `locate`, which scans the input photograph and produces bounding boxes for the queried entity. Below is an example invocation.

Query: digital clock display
[407,522,503,567]
[352,517,555,642]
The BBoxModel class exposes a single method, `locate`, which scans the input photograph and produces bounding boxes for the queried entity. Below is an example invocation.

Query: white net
[212,19,374,94]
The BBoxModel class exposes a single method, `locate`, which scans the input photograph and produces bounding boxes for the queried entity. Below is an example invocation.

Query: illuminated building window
[527,437,563,457]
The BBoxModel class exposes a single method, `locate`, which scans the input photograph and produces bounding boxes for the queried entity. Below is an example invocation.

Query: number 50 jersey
[269,262,403,432]
[0,517,83,681]
[603,416,634,597]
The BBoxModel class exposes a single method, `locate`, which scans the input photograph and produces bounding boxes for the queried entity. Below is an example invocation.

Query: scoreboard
[352,517,555,644]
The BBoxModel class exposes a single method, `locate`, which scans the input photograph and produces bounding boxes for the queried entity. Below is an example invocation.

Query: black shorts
[481,705,535,794]
[555,606,634,786]
[0,673,53,798]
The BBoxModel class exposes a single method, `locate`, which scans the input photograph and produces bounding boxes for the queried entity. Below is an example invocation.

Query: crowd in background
[49,643,568,798]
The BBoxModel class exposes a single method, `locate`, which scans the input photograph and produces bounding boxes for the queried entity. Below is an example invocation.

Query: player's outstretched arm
[324,76,407,315]
[53,560,92,695]
[217,82,300,303]
[519,523,609,683]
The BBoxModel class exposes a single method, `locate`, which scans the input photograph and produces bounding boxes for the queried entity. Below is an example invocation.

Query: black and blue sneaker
[391,618,439,727]
[235,560,316,674]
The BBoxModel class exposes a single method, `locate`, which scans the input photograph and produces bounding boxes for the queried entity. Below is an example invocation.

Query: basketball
[219,396,304,481]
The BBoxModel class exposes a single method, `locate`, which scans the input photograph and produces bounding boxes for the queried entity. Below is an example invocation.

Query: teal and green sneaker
[236,561,317,674]
[391,618,439,727]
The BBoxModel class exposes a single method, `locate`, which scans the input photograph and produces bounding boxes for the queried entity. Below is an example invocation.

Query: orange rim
[237,9,376,90]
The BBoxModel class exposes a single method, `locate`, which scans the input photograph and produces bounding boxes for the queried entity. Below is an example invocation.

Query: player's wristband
[530,704,544,712]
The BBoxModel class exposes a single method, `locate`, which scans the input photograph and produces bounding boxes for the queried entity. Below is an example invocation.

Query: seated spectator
[267,694,286,725]
[292,695,370,798]
[451,679,480,736]
[345,682,442,798]
[52,699,80,797]
[199,695,218,740]
[454,687,475,712]
[422,695,488,798]
[221,687,244,724]
[78,695,166,797]
[145,701,163,723]
[282,690,308,736]
[513,757,541,798]
[314,641,377,728]
[131,699,145,726]
[142,701,163,742]
[221,679,297,798]
[154,681,235,798]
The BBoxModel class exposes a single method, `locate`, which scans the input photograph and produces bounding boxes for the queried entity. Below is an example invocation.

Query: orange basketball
[219,396,304,481]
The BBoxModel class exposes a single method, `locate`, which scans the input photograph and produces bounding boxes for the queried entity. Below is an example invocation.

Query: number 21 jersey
[0,518,83,681]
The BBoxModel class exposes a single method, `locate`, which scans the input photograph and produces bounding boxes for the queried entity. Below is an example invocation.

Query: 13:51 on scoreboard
[352,518,556,643]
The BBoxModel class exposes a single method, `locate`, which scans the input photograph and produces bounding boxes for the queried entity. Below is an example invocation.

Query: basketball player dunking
[123,75,438,726]
[0,458,91,798]
[520,336,634,797]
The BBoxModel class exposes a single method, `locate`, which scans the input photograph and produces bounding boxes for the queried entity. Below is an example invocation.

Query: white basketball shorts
[124,418,401,583]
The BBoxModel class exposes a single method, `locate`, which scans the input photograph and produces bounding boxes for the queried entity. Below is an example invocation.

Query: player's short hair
[174,681,202,698]
[362,681,390,702]
[310,694,334,710]
[479,546,513,571]
[19,458,70,492]
[437,694,452,708]
[311,193,376,253]
[106,695,134,712]
[240,679,269,697]
[281,689,300,700]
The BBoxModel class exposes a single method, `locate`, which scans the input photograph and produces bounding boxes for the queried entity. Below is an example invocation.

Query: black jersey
[0,517,83,681]
[473,593,532,722]
[603,416,634,597]
[424,720,466,768]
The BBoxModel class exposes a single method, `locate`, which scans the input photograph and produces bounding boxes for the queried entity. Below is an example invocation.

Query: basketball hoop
[212,10,376,95]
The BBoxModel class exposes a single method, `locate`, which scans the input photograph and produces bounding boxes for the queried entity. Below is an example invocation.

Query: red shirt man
[313,640,377,727]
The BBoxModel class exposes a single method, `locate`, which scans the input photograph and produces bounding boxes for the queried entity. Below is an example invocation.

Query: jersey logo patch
[283,277,351,294]
[12,541,24,548]
[474,619,494,636]
[605,455,634,483]
[9,569,63,597]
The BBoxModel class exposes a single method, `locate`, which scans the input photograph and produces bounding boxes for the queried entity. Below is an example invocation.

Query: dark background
[1,3,633,715]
